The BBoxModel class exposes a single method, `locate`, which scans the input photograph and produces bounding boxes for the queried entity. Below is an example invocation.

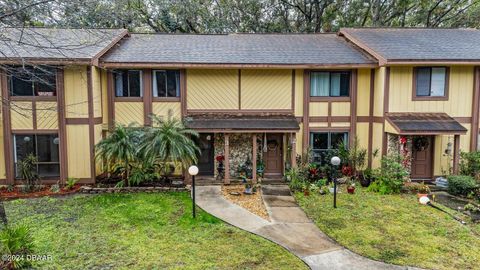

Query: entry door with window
[411,136,434,180]
[264,134,283,176]
[196,133,214,176]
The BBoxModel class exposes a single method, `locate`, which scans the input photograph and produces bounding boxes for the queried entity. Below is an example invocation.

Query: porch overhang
[184,115,300,133]
[385,112,467,135]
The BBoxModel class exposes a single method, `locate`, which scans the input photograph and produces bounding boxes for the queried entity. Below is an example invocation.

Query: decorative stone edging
[80,186,187,194]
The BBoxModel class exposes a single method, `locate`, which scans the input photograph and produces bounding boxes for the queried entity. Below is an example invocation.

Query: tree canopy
[1,0,480,33]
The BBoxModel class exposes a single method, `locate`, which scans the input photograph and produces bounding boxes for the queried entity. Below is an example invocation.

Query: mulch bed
[0,185,82,201]
[222,185,270,221]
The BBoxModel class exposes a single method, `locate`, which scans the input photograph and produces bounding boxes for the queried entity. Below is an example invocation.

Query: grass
[295,187,480,270]
[4,192,307,269]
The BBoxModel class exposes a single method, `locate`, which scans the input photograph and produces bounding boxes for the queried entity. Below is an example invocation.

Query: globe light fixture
[419,196,430,205]
[330,156,341,208]
[188,165,199,218]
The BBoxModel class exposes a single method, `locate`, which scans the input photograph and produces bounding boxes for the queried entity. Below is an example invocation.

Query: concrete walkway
[196,185,420,270]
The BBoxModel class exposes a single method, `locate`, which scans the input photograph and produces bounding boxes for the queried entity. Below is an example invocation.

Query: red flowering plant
[342,165,353,177]
[215,155,225,162]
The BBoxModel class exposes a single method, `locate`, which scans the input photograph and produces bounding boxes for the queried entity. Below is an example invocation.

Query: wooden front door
[411,136,434,180]
[264,134,283,176]
[196,133,214,176]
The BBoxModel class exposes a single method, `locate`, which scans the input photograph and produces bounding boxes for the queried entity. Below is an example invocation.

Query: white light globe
[188,165,199,176]
[419,196,430,205]
[331,156,341,166]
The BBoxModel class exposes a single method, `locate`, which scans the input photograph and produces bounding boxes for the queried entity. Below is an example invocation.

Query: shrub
[0,224,35,269]
[18,154,39,192]
[459,151,480,179]
[285,168,306,191]
[447,175,477,196]
[64,178,78,190]
[368,154,409,194]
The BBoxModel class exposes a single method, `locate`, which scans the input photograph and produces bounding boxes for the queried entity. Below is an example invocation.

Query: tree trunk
[0,201,8,227]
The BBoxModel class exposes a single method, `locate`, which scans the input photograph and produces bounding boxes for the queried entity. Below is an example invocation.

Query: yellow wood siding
[241,69,292,110]
[66,125,91,178]
[357,69,371,116]
[388,66,473,117]
[331,122,350,127]
[295,69,304,116]
[64,66,89,118]
[115,102,144,125]
[187,69,238,110]
[434,130,470,176]
[372,123,383,168]
[331,102,350,117]
[94,124,103,175]
[152,102,181,120]
[101,70,108,125]
[356,122,369,149]
[309,122,329,128]
[36,102,58,129]
[373,67,385,117]
[92,67,102,118]
[11,102,33,130]
[296,124,303,155]
[309,103,328,116]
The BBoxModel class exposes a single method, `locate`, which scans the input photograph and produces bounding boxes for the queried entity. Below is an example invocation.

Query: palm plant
[139,114,200,170]
[95,123,141,186]
[0,224,35,269]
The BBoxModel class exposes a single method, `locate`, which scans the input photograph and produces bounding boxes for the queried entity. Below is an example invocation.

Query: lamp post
[188,165,199,218]
[330,156,341,208]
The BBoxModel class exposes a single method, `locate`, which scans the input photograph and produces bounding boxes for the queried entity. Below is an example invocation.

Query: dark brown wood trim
[303,70,310,153]
[453,117,472,123]
[32,100,37,130]
[56,69,68,185]
[143,69,153,126]
[193,129,299,133]
[411,66,450,101]
[453,134,460,174]
[11,129,59,134]
[1,70,13,184]
[87,67,96,182]
[368,68,375,168]
[186,109,294,114]
[66,117,102,125]
[309,127,350,132]
[471,66,480,151]
[114,97,143,102]
[310,116,351,122]
[10,96,57,101]
[107,71,115,130]
[357,116,370,122]
[373,116,384,123]
[152,97,181,102]
[238,69,242,110]
[327,102,332,127]
[100,62,378,69]
[310,96,350,102]
[180,69,187,117]
[291,69,295,111]
[350,69,357,146]
[382,67,390,157]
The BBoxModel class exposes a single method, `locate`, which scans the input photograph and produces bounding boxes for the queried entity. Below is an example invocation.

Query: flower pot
[244,187,252,194]
[359,175,371,187]
[417,193,428,198]
[347,186,355,194]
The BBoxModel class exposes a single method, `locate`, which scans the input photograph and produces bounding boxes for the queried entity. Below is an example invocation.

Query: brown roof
[185,115,300,132]
[386,113,467,135]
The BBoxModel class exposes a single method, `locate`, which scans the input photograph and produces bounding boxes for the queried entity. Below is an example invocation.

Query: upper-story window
[153,70,180,97]
[9,66,56,97]
[310,71,350,97]
[414,67,448,97]
[114,70,142,97]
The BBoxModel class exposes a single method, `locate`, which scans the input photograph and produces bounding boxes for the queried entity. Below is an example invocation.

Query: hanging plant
[413,136,429,151]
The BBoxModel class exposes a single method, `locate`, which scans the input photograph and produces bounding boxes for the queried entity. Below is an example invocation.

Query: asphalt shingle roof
[102,33,375,65]
[386,113,467,134]
[0,28,127,61]
[341,28,480,62]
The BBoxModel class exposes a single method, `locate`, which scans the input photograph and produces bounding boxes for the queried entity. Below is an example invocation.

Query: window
[153,70,180,97]
[310,132,348,164]
[114,70,142,97]
[14,134,60,179]
[310,71,350,97]
[415,67,447,97]
[9,66,56,96]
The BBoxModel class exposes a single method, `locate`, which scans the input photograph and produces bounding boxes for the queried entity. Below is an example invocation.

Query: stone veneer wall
[213,133,264,178]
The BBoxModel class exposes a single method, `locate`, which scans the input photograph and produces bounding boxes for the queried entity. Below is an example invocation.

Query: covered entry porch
[186,115,300,184]
[385,113,467,180]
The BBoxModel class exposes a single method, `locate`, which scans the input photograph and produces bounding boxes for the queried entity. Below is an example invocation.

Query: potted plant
[347,181,356,194]
[256,159,265,178]
[416,182,431,198]
[216,154,225,179]
[360,168,373,187]
[464,203,480,222]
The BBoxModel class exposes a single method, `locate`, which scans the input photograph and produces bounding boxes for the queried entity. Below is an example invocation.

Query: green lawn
[4,192,307,269]
[295,187,480,270]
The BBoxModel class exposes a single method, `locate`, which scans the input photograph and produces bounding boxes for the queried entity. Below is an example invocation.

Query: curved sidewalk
[196,185,421,270]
